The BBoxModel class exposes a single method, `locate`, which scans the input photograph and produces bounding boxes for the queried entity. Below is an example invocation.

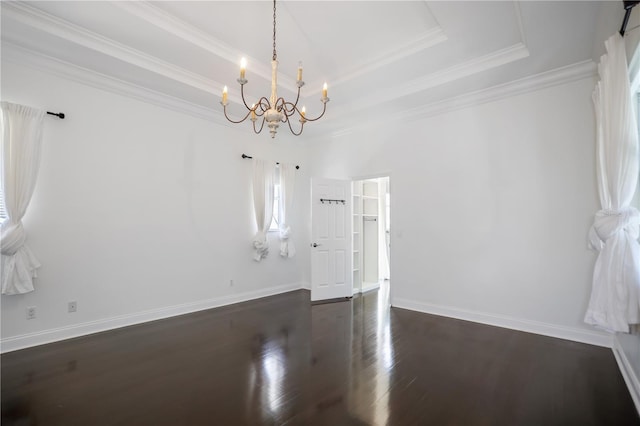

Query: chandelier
[220,0,329,138]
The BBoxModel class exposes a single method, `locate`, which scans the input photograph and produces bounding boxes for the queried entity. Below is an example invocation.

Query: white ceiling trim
[113,1,447,98]
[3,41,595,141]
[334,42,530,117]
[3,2,220,95]
[329,59,596,139]
[111,1,290,93]
[3,42,224,126]
[326,27,447,95]
[397,59,595,121]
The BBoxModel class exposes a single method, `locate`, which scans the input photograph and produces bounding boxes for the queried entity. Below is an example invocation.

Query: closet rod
[241,154,299,169]
[620,1,639,36]
[46,111,65,119]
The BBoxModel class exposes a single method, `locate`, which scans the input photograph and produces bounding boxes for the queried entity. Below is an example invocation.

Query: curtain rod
[46,111,65,119]
[620,1,639,36]
[241,154,299,170]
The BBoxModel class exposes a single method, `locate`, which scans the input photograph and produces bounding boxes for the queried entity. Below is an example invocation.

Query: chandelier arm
[240,84,253,110]
[274,97,287,113]
[256,97,271,114]
[281,101,301,117]
[292,86,301,108]
[302,101,328,122]
[253,116,266,134]
[223,105,253,124]
[285,115,304,136]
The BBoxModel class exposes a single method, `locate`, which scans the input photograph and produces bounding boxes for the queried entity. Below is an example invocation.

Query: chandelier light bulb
[240,57,247,80]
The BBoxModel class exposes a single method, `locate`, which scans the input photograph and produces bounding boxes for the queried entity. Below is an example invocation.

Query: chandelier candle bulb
[240,57,247,80]
[322,82,328,98]
[301,106,306,118]
[222,85,228,104]
[297,62,303,81]
[251,104,256,121]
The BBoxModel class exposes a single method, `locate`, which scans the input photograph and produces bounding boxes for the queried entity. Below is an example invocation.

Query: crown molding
[311,27,448,96]
[3,42,227,126]
[2,2,220,95]
[114,1,448,98]
[328,59,596,138]
[397,59,596,121]
[111,1,289,92]
[332,42,530,119]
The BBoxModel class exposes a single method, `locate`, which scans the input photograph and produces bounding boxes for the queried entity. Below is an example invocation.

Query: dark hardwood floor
[2,283,638,425]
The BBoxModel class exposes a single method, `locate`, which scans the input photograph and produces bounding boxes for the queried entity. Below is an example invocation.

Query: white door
[311,178,352,302]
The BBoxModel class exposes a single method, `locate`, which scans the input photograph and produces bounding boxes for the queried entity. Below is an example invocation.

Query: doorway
[351,176,390,296]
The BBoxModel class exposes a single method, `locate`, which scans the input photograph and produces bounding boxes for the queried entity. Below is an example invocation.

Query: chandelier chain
[272,0,277,61]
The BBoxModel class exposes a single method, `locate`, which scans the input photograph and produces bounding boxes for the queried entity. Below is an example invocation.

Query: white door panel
[311,178,352,302]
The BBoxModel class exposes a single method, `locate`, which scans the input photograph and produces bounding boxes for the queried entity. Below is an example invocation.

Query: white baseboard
[361,281,381,293]
[1,282,304,353]
[392,297,613,348]
[613,335,640,415]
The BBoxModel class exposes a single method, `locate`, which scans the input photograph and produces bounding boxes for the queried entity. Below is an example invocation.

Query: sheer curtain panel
[252,159,275,261]
[278,163,296,258]
[1,102,45,295]
[585,34,640,333]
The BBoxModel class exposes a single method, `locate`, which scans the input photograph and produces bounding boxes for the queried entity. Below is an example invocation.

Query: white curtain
[278,163,296,258]
[1,102,45,295]
[252,159,275,261]
[585,34,640,333]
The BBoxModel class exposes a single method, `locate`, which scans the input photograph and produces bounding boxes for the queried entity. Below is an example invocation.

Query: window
[269,183,280,231]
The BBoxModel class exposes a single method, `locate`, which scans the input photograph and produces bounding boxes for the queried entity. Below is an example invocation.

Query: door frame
[351,172,392,307]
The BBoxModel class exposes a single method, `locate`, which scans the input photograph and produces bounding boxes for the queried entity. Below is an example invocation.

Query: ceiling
[0,1,622,138]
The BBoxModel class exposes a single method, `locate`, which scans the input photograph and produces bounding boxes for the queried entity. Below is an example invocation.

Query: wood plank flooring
[2,284,638,425]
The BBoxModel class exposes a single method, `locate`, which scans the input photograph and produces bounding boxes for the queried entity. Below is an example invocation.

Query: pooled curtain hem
[1,245,41,295]
[584,310,626,333]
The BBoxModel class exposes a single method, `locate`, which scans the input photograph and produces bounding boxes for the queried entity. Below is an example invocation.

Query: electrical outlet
[229,279,234,287]
[68,301,77,313]
[26,306,36,320]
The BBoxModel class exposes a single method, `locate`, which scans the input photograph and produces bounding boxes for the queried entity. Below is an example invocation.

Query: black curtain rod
[620,1,639,36]
[241,154,299,170]
[46,111,65,119]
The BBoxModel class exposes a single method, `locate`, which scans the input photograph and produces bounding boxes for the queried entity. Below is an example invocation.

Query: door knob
[311,243,322,247]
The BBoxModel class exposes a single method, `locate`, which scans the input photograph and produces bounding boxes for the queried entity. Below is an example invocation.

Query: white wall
[309,76,610,345]
[1,59,311,350]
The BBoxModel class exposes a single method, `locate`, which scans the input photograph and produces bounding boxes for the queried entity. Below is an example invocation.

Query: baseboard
[392,297,613,348]
[613,335,640,415]
[361,281,381,293]
[1,282,304,353]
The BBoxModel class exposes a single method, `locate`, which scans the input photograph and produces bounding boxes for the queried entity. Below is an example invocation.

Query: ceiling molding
[111,1,291,92]
[317,27,447,96]
[3,2,220,95]
[3,41,595,141]
[328,59,596,138]
[399,59,596,121]
[334,42,530,118]
[513,1,528,46]
[3,42,225,126]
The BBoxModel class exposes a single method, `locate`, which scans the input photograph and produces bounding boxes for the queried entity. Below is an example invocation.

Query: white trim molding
[613,335,640,414]
[392,297,613,348]
[1,282,305,354]
[329,59,596,139]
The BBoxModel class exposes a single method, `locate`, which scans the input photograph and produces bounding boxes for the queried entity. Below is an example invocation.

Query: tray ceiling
[1,1,618,138]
